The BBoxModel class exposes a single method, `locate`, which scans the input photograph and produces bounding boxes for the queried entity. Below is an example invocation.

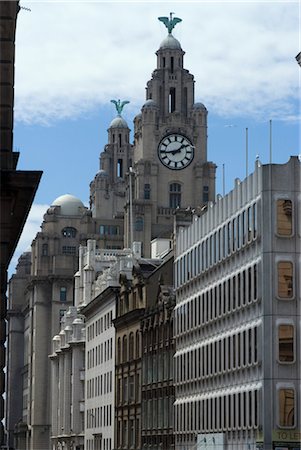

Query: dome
[51,194,84,216]
[142,99,158,109]
[159,34,182,50]
[109,116,128,129]
[193,102,207,111]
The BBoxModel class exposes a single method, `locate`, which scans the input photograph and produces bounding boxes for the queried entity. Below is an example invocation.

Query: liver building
[90,13,216,256]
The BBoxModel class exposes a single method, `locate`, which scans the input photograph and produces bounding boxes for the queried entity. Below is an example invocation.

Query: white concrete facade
[174,157,301,450]
[75,240,135,450]
[84,293,116,450]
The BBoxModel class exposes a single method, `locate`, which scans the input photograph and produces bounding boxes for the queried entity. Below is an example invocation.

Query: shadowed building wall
[0,1,42,445]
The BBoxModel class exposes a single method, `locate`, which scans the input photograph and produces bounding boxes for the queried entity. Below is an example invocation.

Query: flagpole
[269,119,272,164]
[246,127,248,178]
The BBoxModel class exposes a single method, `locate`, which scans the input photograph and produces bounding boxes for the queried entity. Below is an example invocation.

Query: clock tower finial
[158,13,182,34]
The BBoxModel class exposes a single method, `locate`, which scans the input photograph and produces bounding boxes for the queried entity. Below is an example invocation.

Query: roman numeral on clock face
[158,134,194,169]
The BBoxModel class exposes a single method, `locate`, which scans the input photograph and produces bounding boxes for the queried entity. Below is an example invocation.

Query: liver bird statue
[158,12,182,34]
[110,99,130,116]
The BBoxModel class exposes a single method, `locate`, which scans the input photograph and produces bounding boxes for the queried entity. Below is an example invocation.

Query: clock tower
[125,14,216,255]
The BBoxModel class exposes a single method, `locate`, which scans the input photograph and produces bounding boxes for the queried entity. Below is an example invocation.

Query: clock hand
[163,144,189,154]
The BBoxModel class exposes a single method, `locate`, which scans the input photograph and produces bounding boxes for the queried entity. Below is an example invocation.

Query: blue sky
[9,0,300,275]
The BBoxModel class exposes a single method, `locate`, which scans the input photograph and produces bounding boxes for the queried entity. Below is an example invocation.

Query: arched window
[62,227,77,238]
[122,335,127,363]
[129,332,134,360]
[169,183,181,208]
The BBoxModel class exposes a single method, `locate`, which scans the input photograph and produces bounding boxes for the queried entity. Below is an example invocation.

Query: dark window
[203,185,209,202]
[42,243,48,256]
[62,227,77,238]
[135,217,143,232]
[278,324,294,362]
[62,246,76,255]
[100,225,120,236]
[144,183,151,200]
[60,287,67,302]
[171,56,174,73]
[59,309,66,323]
[169,183,181,208]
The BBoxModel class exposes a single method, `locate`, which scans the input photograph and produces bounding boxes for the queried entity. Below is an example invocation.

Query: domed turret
[159,34,182,50]
[142,99,158,110]
[193,102,207,111]
[51,194,85,216]
[109,116,129,129]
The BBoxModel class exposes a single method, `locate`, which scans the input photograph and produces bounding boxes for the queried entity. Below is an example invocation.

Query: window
[278,261,293,298]
[277,199,292,236]
[129,419,134,447]
[60,286,67,302]
[59,309,66,322]
[42,243,48,256]
[135,217,143,232]
[278,325,294,362]
[62,246,76,255]
[129,333,134,360]
[117,159,123,178]
[169,87,176,113]
[279,388,295,427]
[100,224,120,236]
[169,183,181,208]
[123,335,128,362]
[144,183,151,200]
[129,376,134,402]
[62,227,77,238]
[203,185,209,202]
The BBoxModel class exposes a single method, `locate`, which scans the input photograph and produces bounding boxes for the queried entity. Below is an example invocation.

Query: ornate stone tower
[125,14,216,256]
[89,102,133,250]
[90,101,133,221]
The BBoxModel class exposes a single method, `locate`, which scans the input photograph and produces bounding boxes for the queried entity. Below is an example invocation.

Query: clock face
[158,134,194,170]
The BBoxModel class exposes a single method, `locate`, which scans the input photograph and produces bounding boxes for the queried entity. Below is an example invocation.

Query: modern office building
[174,157,301,450]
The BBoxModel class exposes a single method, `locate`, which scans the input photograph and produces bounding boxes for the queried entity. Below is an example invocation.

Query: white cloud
[15,1,300,124]
[8,203,49,277]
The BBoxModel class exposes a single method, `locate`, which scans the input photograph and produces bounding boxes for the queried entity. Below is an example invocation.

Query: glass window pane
[278,325,294,362]
[279,389,295,427]
[278,261,293,298]
[277,199,292,236]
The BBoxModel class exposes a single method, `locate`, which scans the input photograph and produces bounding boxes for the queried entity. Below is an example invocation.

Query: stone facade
[6,195,100,450]
[50,307,85,450]
[141,282,175,449]
[174,157,301,450]
[114,254,173,450]
[123,30,216,256]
